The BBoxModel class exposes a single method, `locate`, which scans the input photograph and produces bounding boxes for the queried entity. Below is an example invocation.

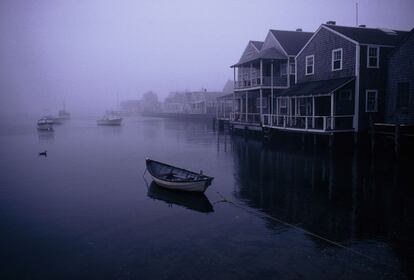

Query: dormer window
[367,46,379,68]
[305,55,314,75]
[332,48,343,71]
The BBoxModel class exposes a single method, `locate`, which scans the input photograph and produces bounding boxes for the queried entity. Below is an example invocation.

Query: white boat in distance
[145,158,214,193]
[37,117,54,131]
[96,115,123,126]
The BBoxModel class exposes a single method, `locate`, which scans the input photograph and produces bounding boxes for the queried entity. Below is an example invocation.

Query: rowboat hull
[145,158,213,193]
[150,174,210,192]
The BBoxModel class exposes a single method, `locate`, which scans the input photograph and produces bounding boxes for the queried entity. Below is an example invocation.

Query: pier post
[329,134,334,149]
[395,124,400,156]
[213,117,216,131]
[370,122,375,154]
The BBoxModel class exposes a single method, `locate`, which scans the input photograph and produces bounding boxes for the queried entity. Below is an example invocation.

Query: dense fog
[1,0,413,118]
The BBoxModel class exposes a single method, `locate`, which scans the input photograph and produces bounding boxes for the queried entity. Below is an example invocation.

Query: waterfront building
[385,29,414,125]
[163,90,224,116]
[228,29,313,131]
[264,22,409,135]
[224,22,411,139]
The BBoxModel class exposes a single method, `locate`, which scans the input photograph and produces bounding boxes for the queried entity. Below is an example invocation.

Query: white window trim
[365,89,378,112]
[331,48,343,71]
[367,46,380,68]
[305,55,314,75]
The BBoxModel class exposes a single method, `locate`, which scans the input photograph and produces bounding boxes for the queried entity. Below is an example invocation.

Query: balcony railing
[262,115,354,132]
[235,76,288,89]
[230,113,261,124]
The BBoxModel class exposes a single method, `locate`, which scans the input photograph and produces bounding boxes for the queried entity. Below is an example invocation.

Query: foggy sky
[1,0,414,117]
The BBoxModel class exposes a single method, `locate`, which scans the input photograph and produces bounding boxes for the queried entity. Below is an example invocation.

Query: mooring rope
[214,190,399,270]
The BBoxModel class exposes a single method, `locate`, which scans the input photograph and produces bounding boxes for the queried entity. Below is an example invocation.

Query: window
[367,46,379,68]
[339,90,352,101]
[256,97,267,109]
[332,48,343,71]
[397,82,410,109]
[279,98,288,115]
[365,90,378,112]
[290,62,296,74]
[305,55,314,75]
[280,63,287,76]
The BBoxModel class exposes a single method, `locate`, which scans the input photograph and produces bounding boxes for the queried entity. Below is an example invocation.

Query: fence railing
[261,114,354,131]
[235,76,288,89]
[230,113,261,124]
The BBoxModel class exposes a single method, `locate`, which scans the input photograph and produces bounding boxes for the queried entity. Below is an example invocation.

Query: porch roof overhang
[217,93,235,100]
[276,77,355,98]
[231,47,288,68]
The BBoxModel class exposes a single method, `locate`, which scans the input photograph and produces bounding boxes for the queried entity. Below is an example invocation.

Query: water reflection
[37,131,55,143]
[227,135,414,276]
[147,183,214,213]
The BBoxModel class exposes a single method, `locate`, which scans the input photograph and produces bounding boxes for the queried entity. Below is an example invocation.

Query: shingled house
[261,22,409,136]
[229,29,313,131]
[385,29,414,124]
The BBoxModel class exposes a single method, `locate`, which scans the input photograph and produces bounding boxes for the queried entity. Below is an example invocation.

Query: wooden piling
[395,124,400,156]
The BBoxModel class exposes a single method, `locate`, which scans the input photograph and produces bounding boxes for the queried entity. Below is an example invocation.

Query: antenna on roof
[355,2,359,27]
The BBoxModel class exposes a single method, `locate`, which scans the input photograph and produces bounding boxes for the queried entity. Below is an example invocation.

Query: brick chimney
[326,21,336,25]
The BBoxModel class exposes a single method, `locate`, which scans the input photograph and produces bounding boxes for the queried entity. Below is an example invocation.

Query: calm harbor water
[0,116,413,279]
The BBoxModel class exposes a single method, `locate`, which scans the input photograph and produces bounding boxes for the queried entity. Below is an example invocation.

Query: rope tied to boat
[213,190,399,271]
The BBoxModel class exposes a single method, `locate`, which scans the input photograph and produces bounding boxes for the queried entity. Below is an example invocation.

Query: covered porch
[262,77,356,133]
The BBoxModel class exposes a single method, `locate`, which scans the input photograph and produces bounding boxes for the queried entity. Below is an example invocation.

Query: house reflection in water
[224,135,413,275]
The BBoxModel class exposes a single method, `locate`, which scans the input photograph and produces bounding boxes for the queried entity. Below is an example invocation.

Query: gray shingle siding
[358,45,393,130]
[296,28,356,83]
[385,32,414,124]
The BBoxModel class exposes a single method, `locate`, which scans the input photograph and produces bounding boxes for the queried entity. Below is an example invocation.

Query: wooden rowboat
[145,158,214,192]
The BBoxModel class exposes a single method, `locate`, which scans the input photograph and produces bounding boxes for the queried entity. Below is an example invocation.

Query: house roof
[269,29,313,55]
[222,80,234,94]
[251,41,264,51]
[232,47,287,67]
[389,28,414,57]
[277,77,355,97]
[323,24,409,46]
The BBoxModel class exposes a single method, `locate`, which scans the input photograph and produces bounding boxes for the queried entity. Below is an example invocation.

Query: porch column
[233,67,236,115]
[330,93,335,130]
[271,62,274,118]
[245,91,248,122]
[260,60,263,121]
[312,96,315,128]
[260,59,263,86]
[250,64,253,86]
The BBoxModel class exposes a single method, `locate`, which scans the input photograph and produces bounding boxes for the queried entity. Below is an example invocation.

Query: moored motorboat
[58,109,71,120]
[96,115,123,126]
[37,117,54,131]
[43,115,64,125]
[145,158,214,192]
